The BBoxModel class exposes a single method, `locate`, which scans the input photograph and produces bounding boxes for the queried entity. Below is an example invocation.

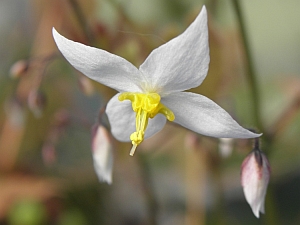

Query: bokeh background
[0,0,300,224]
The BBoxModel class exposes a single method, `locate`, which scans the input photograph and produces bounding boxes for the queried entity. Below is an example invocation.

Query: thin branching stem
[231,0,264,134]
[232,2,280,224]
[68,0,94,43]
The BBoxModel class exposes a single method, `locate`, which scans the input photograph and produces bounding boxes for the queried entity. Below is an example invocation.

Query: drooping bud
[241,148,270,218]
[92,124,113,184]
[9,60,29,79]
[27,89,46,118]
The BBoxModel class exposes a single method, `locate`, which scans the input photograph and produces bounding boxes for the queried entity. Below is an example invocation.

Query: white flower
[92,125,114,184]
[52,6,260,156]
[241,149,270,218]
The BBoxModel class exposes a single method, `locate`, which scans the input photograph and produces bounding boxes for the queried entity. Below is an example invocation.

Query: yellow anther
[119,92,175,156]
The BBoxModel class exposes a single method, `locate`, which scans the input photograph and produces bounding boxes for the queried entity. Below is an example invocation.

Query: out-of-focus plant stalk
[184,133,207,225]
[231,0,264,135]
[137,154,158,225]
[68,0,94,43]
[232,1,279,224]
[210,152,227,225]
[269,94,300,138]
[0,101,25,172]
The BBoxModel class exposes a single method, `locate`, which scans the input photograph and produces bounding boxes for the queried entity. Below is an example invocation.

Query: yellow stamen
[119,92,175,156]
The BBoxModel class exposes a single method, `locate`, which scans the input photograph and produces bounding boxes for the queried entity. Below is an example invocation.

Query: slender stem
[232,2,280,225]
[231,0,264,134]
[184,136,207,225]
[136,154,158,225]
[211,155,227,225]
[254,137,260,150]
[68,0,94,43]
[270,94,300,138]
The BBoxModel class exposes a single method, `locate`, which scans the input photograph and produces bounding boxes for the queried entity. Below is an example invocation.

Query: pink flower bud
[241,149,270,218]
[92,124,113,184]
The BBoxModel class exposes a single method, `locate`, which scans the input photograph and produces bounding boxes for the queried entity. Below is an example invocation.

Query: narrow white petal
[162,92,260,138]
[92,125,114,184]
[52,28,145,92]
[139,6,209,95]
[106,94,167,142]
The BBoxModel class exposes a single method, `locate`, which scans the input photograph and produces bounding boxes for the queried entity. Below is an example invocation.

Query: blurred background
[0,0,300,224]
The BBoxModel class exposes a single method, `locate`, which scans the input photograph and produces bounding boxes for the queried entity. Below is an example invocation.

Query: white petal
[139,6,209,95]
[52,28,145,92]
[162,92,261,138]
[92,125,114,184]
[106,94,167,142]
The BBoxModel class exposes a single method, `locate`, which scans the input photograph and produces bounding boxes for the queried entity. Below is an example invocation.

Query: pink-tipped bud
[9,60,29,79]
[241,149,270,218]
[92,124,113,184]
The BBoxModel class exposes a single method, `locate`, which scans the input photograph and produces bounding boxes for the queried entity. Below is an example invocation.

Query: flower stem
[232,2,280,225]
[231,0,264,134]
[68,0,94,43]
[137,153,158,225]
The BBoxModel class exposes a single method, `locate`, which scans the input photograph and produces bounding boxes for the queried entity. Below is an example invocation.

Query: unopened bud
[241,149,270,218]
[9,60,29,79]
[28,89,46,118]
[92,124,113,184]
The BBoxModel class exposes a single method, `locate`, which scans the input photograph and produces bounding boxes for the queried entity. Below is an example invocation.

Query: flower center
[118,92,175,156]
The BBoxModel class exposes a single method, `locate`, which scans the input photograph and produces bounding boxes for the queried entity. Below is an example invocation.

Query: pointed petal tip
[100,177,112,185]
[52,27,59,40]
[198,5,207,21]
[94,163,113,185]
[52,27,64,48]
[98,176,112,185]
[252,204,265,218]
[248,198,261,218]
[241,129,262,139]
[250,132,263,138]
